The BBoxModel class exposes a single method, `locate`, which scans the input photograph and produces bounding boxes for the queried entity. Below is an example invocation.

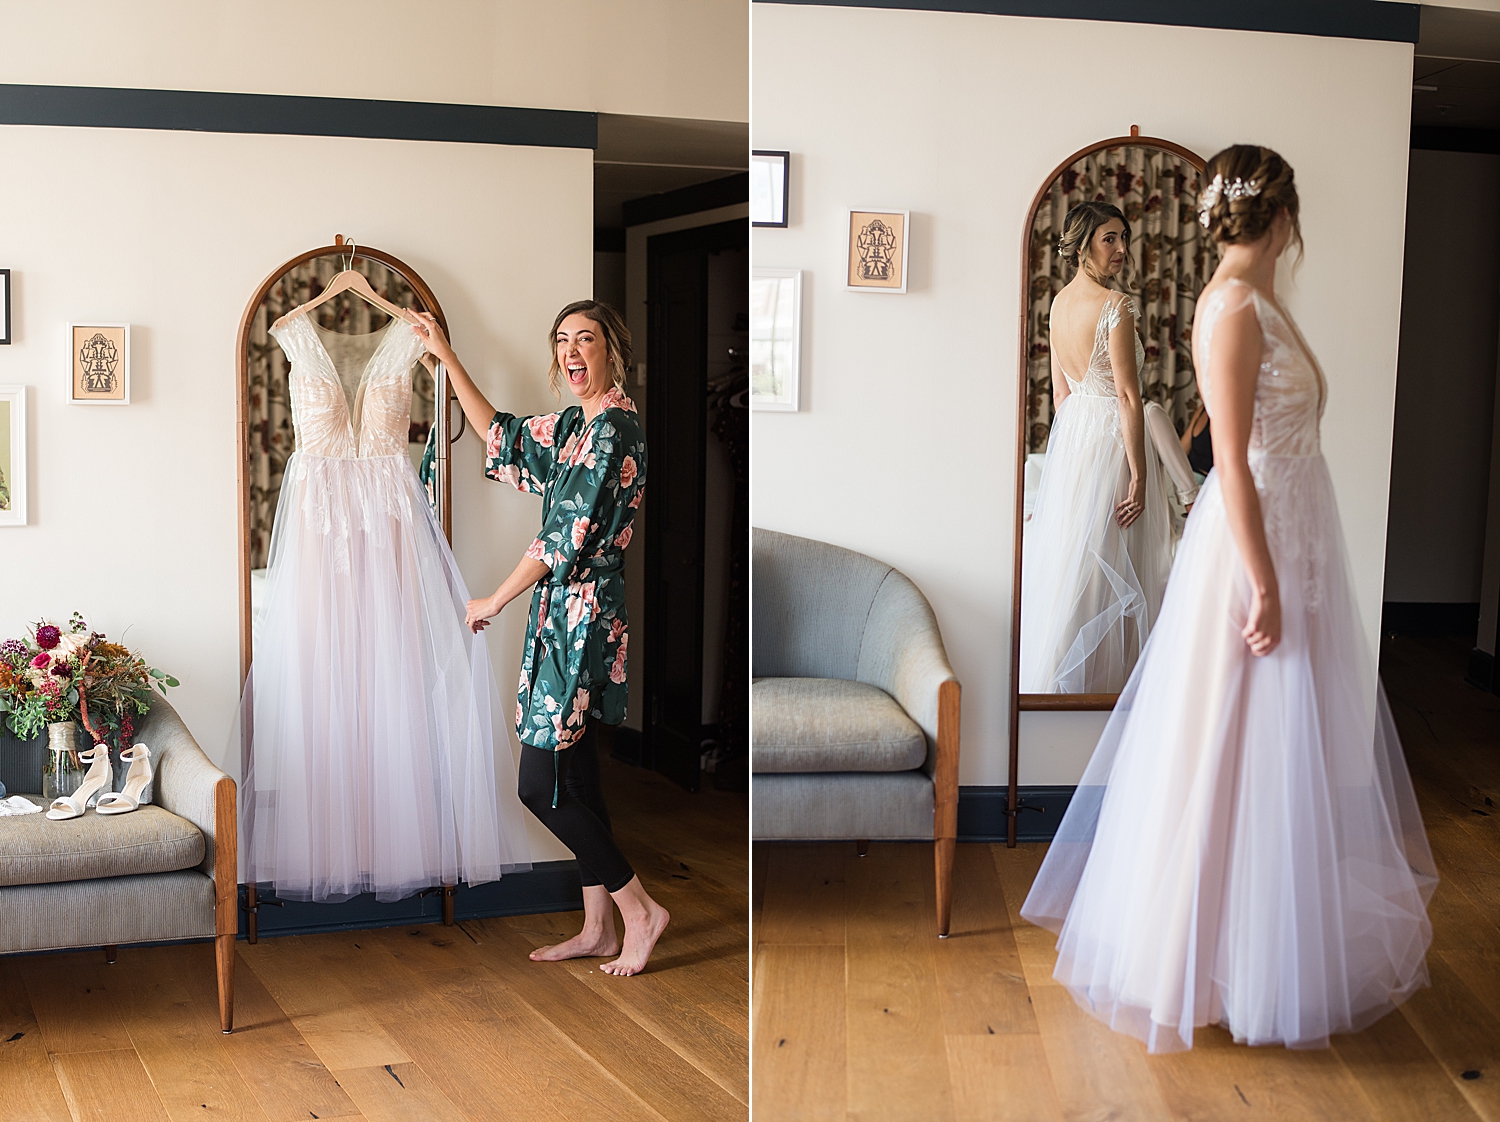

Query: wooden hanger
[273,236,417,329]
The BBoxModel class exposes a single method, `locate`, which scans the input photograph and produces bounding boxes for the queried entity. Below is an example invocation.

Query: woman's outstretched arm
[1204,297,1279,656]
[466,555,551,633]
[410,312,497,438]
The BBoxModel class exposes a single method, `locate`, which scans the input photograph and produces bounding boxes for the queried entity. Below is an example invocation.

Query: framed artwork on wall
[0,270,10,345]
[751,267,801,412]
[0,385,27,526]
[68,323,130,405]
[751,151,790,227]
[846,209,909,294]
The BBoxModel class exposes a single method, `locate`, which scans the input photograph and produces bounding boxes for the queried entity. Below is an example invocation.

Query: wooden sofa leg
[103,944,117,964]
[442,883,456,926]
[856,839,869,857]
[216,933,236,1033]
[935,837,956,938]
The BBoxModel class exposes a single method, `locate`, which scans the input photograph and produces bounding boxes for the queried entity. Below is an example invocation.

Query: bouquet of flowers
[0,613,179,755]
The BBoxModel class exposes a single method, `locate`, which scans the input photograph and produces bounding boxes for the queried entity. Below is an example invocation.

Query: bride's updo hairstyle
[1199,144,1303,260]
[1056,201,1134,288]
[547,299,632,398]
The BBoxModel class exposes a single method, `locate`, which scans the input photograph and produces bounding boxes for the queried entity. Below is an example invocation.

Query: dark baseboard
[1468,648,1496,694]
[1381,601,1479,638]
[239,860,584,939]
[958,785,1075,843]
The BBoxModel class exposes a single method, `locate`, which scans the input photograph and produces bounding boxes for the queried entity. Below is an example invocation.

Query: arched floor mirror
[1007,129,1219,844]
[235,236,454,683]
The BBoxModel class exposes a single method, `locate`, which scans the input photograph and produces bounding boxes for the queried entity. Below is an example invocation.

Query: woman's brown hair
[1056,200,1135,289]
[547,300,633,398]
[1199,144,1303,260]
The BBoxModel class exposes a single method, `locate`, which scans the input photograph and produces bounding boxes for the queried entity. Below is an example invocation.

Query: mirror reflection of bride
[1020,202,1183,693]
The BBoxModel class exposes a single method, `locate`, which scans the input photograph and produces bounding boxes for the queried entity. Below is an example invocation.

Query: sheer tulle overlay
[1021,295,1174,693]
[240,317,531,902]
[1021,280,1436,1052]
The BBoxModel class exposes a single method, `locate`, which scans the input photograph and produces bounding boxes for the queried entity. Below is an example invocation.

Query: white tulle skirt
[1021,453,1436,1052]
[240,451,532,902]
[1020,392,1174,693]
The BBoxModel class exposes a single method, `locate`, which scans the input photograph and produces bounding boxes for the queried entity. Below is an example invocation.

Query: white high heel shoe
[96,745,152,816]
[45,744,113,821]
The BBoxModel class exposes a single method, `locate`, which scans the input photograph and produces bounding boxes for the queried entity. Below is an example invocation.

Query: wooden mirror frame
[235,237,452,683]
[1006,129,1208,845]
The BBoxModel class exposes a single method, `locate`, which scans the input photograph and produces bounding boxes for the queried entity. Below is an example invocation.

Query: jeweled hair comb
[1197,174,1262,228]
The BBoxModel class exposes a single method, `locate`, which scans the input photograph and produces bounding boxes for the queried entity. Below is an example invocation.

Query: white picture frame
[845,209,909,294]
[68,322,131,405]
[0,385,27,526]
[751,267,802,413]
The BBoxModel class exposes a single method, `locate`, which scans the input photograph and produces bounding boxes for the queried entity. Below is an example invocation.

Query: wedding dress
[1020,294,1175,693]
[240,315,531,902]
[1021,279,1436,1052]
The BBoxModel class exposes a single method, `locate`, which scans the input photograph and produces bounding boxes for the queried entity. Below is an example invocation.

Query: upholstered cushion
[0,795,205,887]
[752,678,927,773]
[752,771,935,840]
[0,871,215,953]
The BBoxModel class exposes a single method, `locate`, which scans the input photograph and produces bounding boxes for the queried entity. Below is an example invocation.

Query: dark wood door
[644,218,746,791]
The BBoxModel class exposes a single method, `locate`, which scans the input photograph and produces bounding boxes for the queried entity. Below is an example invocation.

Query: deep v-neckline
[303,317,400,443]
[1229,280,1329,414]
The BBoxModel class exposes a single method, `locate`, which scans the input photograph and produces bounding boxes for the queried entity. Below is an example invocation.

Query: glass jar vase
[42,721,86,804]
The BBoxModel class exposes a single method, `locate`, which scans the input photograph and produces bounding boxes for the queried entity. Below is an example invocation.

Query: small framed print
[0,385,26,526]
[0,270,10,345]
[846,209,909,294]
[751,151,790,227]
[751,267,801,412]
[68,323,130,405]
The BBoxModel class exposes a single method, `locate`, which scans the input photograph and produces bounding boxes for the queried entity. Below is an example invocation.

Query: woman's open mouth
[567,363,588,386]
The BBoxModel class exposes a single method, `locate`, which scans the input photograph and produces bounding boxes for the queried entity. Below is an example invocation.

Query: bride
[1020,201,1176,693]
[1021,145,1436,1052]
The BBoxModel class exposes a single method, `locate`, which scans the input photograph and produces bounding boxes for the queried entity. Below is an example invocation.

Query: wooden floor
[2,755,748,1122]
[752,633,1500,1122]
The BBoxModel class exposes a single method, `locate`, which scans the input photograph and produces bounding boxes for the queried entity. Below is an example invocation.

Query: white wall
[2,0,748,123]
[0,124,592,860]
[1385,150,1500,605]
[751,5,1414,786]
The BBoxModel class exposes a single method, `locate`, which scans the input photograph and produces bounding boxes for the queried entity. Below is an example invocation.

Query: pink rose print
[568,429,595,468]
[609,632,629,684]
[608,618,626,644]
[568,689,590,727]
[485,420,506,459]
[515,701,524,727]
[527,413,558,447]
[619,455,637,489]
[570,516,590,550]
[566,582,597,632]
[490,463,521,488]
[628,486,645,510]
[613,524,633,550]
[525,538,547,563]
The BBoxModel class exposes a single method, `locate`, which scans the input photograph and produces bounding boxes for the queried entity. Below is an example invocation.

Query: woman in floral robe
[411,300,669,977]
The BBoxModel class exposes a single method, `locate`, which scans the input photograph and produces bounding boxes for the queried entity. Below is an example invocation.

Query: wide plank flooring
[753,634,1500,1121]
[1,754,747,1122]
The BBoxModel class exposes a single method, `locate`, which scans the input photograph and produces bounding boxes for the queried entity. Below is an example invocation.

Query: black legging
[518,723,635,893]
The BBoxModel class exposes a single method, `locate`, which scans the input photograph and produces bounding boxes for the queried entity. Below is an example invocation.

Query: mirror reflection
[1020,144,1218,694]
[243,256,439,658]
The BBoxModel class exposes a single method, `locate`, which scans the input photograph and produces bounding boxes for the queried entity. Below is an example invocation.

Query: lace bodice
[1194,279,1326,458]
[270,314,424,459]
[1054,293,1146,398]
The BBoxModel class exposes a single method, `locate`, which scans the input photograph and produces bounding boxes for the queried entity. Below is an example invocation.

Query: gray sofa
[0,697,237,1032]
[752,528,961,935]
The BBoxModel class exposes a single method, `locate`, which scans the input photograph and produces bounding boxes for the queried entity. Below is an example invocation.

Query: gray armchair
[752,528,961,935]
[0,697,237,1031]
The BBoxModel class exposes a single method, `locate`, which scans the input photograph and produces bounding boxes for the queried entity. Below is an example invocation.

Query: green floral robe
[484,388,646,752]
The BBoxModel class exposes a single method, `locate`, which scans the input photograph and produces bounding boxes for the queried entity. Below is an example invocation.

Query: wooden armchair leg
[215,933,235,1033]
[934,837,956,937]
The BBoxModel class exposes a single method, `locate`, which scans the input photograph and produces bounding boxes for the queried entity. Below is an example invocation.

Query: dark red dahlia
[36,625,61,650]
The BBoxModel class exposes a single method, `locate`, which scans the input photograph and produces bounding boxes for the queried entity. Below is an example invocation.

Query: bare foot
[600,901,669,976]
[529,928,620,962]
